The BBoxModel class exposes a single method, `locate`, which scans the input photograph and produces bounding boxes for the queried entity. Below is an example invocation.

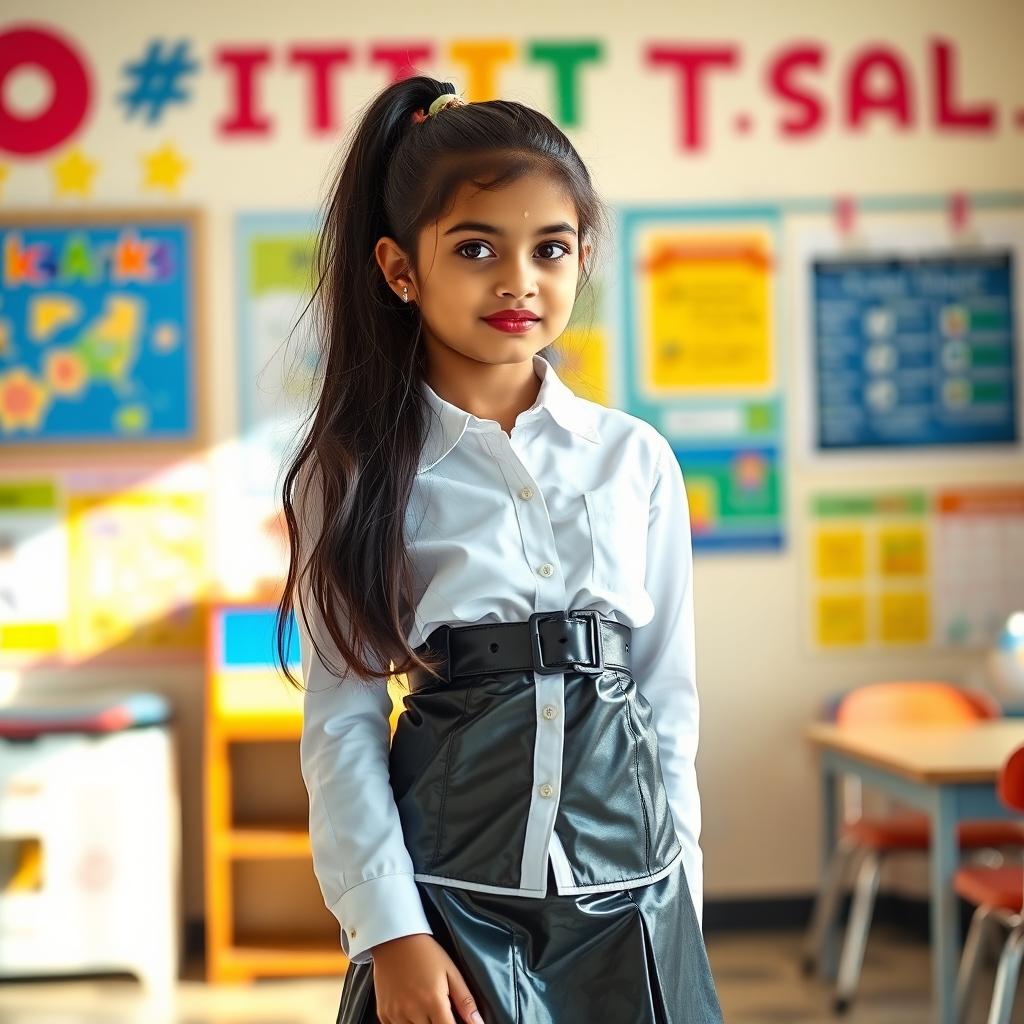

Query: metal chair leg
[801,834,860,978]
[956,905,1000,1024]
[987,923,1024,1024]
[833,849,882,1014]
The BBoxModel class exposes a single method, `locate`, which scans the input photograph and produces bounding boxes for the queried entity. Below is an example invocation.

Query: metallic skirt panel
[387,662,682,891]
[336,858,724,1024]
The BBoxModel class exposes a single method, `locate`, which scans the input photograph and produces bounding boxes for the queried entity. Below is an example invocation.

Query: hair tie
[411,92,467,125]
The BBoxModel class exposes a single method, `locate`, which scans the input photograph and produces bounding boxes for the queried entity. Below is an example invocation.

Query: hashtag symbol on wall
[120,40,200,125]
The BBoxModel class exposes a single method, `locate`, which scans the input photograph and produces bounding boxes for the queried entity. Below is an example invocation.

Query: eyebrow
[442,220,578,238]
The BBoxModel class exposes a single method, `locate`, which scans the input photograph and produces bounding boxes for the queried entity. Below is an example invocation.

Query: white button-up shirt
[296,352,703,964]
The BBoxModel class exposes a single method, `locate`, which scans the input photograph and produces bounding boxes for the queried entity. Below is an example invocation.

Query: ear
[374,236,417,301]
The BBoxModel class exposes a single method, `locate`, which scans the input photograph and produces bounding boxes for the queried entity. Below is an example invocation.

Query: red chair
[954,742,1024,1024]
[801,681,1024,1014]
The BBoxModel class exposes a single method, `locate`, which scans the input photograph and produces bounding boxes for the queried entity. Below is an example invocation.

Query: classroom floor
[0,926,1017,1023]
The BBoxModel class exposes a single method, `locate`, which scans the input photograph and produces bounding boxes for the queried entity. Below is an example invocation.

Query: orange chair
[953,743,1024,1024]
[801,681,1024,1014]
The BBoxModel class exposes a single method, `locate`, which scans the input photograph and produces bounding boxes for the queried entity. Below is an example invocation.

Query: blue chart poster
[812,250,1018,450]
[0,212,200,448]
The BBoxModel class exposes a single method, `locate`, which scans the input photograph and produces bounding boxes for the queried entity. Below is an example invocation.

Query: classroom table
[804,720,1024,1024]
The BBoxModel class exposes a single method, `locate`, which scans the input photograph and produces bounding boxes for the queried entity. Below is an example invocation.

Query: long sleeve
[627,434,704,928]
[294,464,433,964]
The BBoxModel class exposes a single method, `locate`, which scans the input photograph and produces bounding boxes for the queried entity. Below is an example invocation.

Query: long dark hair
[275,75,610,691]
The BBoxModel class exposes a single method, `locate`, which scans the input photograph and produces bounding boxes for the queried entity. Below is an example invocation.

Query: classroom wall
[2,0,1022,925]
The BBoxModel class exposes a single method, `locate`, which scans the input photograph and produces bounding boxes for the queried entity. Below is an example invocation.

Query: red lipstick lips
[482,309,541,334]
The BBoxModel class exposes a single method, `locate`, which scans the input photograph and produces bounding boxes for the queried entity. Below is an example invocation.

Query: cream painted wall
[3,0,1023,923]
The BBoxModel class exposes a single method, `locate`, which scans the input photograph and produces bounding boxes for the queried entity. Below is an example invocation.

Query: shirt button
[538,783,554,798]
[538,562,554,577]
[541,704,557,719]
[519,486,534,500]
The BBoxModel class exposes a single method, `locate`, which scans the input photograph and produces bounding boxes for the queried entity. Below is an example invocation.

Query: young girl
[276,76,724,1024]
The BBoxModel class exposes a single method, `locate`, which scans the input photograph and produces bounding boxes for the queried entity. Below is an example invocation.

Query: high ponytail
[275,75,610,690]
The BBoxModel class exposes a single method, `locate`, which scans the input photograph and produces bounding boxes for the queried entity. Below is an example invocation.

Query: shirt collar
[416,352,601,475]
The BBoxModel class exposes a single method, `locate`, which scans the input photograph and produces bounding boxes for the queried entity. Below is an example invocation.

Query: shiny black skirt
[336,842,723,1024]
[335,839,720,1024]
[336,626,723,1023]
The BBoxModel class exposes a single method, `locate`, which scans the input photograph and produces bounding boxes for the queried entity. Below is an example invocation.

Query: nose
[497,254,538,299]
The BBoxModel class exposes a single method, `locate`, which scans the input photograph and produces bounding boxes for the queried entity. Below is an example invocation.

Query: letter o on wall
[0,25,92,156]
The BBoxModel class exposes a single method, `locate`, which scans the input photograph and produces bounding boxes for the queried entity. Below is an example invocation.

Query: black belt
[408,609,632,690]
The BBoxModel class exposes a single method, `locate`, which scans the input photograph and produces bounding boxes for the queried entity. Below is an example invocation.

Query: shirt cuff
[331,872,434,964]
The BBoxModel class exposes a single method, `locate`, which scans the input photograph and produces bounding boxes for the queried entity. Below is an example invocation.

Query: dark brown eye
[455,241,571,262]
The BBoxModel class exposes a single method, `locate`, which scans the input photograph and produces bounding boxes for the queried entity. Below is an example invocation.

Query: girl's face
[411,172,589,367]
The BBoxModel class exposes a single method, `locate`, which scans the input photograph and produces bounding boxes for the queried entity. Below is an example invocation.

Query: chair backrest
[959,687,1003,720]
[836,681,991,727]
[998,743,1024,813]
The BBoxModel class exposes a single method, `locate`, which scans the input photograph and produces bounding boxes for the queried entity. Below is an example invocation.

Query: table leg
[820,760,840,980]
[930,785,959,1024]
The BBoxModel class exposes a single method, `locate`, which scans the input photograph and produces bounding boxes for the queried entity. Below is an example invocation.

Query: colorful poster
[934,486,1024,645]
[807,485,1024,651]
[0,478,67,660]
[65,463,208,660]
[809,490,931,649]
[0,211,202,451]
[618,206,785,550]
[811,251,1018,450]
[0,462,208,666]
[236,211,319,497]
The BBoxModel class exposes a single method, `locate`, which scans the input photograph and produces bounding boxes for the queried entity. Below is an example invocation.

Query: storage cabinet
[203,595,406,982]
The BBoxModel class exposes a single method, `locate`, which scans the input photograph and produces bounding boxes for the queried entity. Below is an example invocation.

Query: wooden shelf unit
[203,594,408,983]
[203,597,346,983]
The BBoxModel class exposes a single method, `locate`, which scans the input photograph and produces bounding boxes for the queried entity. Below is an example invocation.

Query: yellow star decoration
[143,143,189,194]
[53,147,98,197]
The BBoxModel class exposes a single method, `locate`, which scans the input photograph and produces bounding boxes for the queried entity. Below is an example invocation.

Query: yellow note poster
[638,228,775,394]
[809,491,930,650]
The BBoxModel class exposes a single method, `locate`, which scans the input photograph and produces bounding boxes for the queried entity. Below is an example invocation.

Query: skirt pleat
[336,859,723,1024]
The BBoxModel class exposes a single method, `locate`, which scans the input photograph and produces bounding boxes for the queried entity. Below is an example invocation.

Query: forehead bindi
[441,178,577,236]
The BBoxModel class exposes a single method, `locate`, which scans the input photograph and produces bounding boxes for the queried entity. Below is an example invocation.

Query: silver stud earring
[402,285,409,302]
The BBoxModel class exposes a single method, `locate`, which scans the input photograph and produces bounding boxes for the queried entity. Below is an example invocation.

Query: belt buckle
[528,611,566,675]
[528,610,606,675]
[569,609,605,675]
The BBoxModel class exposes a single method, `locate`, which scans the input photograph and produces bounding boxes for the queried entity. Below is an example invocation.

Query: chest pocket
[583,487,649,592]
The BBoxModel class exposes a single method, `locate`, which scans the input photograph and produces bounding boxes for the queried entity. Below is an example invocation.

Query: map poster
[0,209,204,456]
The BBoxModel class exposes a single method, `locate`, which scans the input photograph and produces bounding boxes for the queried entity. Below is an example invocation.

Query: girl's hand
[370,933,486,1024]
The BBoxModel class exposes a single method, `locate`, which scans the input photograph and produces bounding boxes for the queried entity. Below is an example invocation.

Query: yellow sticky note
[816,594,867,647]
[878,526,927,578]
[815,528,866,580]
[880,591,930,645]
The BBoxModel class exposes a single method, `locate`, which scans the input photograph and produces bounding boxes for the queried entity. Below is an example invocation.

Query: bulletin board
[0,209,205,457]
[0,461,209,667]
[788,205,1024,464]
[616,204,785,551]
[805,484,1024,652]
